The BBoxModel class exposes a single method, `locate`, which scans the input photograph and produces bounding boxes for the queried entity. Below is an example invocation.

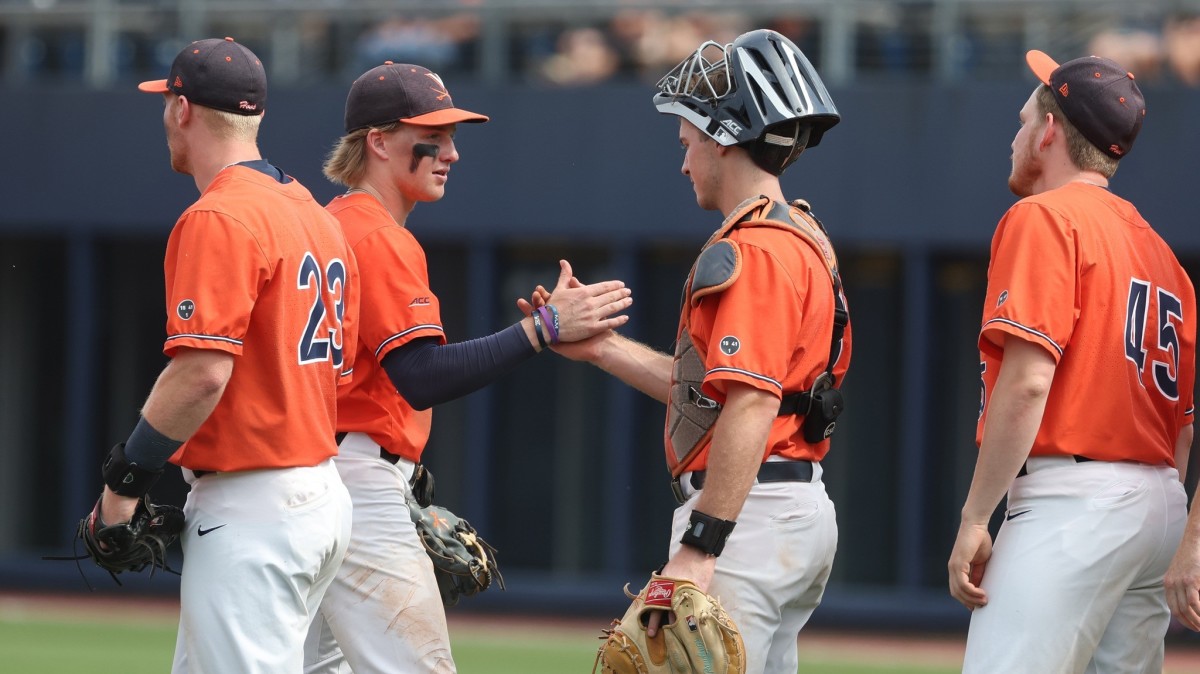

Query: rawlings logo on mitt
[408,501,505,608]
[594,575,746,674]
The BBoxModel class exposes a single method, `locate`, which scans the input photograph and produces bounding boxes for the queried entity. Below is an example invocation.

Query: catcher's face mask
[652,29,841,158]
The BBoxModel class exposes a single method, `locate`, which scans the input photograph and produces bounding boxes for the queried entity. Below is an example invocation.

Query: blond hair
[322,122,400,187]
[194,104,262,142]
[1035,85,1119,178]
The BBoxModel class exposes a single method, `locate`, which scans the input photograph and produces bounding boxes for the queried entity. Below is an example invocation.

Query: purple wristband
[537,306,559,344]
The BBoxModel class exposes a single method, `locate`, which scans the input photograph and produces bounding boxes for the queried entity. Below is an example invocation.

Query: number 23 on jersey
[297,251,348,369]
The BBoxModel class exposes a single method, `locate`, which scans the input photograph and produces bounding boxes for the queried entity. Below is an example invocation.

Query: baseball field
[4,592,1200,673]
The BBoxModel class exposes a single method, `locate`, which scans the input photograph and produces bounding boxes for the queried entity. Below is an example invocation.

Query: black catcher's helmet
[653,29,840,173]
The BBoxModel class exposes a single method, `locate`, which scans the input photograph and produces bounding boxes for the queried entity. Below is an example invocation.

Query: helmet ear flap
[748,121,812,175]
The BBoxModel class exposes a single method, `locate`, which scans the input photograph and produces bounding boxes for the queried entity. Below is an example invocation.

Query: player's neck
[347,180,414,227]
[191,142,263,192]
[719,174,785,217]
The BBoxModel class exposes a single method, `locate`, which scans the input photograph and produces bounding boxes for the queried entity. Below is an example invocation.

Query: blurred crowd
[8,5,1200,87]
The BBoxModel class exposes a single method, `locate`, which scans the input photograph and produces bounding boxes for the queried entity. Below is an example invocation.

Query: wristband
[537,306,559,344]
[680,509,736,557]
[101,442,164,498]
[546,304,561,343]
[531,312,548,349]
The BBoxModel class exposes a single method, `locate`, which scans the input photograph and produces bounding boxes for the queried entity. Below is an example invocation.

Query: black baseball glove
[409,500,505,607]
[78,494,185,581]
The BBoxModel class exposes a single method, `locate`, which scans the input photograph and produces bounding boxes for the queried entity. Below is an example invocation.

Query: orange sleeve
[162,210,270,357]
[355,225,445,363]
[698,243,805,400]
[979,202,1075,362]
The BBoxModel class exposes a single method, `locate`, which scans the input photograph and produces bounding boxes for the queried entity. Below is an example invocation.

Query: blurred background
[3,0,1200,638]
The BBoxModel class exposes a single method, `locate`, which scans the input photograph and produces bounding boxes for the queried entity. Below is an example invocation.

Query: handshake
[516,259,632,359]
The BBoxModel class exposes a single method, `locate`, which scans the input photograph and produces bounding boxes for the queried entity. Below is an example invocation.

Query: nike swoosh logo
[1005,510,1032,521]
[197,524,227,536]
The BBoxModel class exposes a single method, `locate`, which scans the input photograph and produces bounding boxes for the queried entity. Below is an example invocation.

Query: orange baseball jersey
[977,182,1196,465]
[679,217,852,469]
[164,165,358,472]
[327,193,445,462]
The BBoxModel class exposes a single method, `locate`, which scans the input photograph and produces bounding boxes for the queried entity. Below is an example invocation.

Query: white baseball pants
[171,459,352,674]
[963,457,1187,674]
[303,432,455,674]
[672,460,838,674]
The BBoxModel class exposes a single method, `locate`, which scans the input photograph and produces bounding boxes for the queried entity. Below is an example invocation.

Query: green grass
[1,617,178,674]
[0,614,962,674]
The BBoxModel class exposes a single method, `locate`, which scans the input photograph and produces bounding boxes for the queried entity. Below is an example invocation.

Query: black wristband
[680,509,737,557]
[101,442,164,497]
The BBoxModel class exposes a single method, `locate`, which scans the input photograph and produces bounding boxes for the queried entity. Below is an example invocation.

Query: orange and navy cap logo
[173,75,183,89]
[426,72,450,102]
[1058,83,1069,97]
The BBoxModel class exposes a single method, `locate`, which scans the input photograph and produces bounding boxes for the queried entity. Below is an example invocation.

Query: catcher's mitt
[594,575,746,674]
[408,501,505,607]
[78,494,185,582]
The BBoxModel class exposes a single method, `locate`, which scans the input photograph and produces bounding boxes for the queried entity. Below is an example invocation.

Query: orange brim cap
[404,107,490,126]
[138,79,170,94]
[1026,50,1059,85]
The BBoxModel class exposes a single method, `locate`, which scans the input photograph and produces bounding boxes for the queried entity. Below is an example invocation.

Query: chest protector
[665,195,846,476]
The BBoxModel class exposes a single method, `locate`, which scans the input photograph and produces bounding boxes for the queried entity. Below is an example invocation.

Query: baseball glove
[594,575,746,674]
[408,501,505,607]
[78,494,185,581]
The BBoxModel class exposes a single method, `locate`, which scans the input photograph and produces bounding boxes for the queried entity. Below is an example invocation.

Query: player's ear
[365,128,389,160]
[1037,113,1057,151]
[175,95,192,126]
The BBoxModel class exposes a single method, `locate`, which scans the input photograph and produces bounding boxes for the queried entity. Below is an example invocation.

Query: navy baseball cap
[138,37,267,115]
[1026,49,1145,159]
[344,62,488,133]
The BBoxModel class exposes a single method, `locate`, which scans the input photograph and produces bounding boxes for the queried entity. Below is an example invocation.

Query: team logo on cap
[426,72,450,101]
[177,299,195,320]
[173,76,183,88]
[720,336,741,355]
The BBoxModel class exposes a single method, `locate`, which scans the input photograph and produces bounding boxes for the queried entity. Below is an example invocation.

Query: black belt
[1016,454,1092,478]
[672,461,814,504]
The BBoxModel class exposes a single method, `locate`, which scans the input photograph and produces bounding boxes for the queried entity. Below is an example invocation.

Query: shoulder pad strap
[739,201,839,285]
[689,239,740,306]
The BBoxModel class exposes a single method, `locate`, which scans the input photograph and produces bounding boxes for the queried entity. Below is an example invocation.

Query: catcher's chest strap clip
[670,476,688,505]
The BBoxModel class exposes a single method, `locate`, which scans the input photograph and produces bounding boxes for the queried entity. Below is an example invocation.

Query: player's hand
[516,262,626,361]
[646,544,717,638]
[948,521,992,610]
[100,486,140,527]
[543,260,631,342]
[1165,536,1200,631]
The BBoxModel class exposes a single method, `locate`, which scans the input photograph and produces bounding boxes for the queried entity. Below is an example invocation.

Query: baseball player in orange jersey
[302,62,632,673]
[91,37,359,673]
[948,50,1196,673]
[525,30,849,674]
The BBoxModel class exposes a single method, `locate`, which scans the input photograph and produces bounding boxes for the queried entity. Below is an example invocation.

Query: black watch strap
[680,509,737,557]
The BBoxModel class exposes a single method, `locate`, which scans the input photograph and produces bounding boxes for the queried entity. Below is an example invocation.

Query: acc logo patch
[996,290,1008,308]
[177,299,195,320]
[719,336,741,356]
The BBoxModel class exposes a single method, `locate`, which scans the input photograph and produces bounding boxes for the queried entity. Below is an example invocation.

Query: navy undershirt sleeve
[381,323,536,410]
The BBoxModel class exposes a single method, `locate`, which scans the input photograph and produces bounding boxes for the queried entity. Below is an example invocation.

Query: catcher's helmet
[653,29,839,171]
